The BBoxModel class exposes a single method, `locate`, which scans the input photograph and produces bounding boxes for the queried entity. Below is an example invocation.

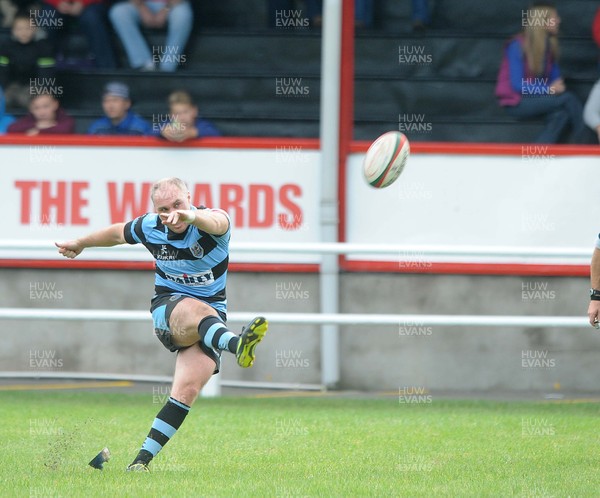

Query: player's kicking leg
[126,296,267,471]
[127,346,215,471]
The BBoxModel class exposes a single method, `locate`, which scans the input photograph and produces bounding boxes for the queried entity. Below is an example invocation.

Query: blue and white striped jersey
[124,206,230,313]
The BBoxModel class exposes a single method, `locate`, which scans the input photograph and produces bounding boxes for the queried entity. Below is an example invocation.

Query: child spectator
[39,0,117,68]
[583,79,600,143]
[158,90,220,142]
[7,91,74,134]
[109,0,193,72]
[0,86,16,133]
[88,81,153,135]
[0,12,56,109]
[495,1,585,143]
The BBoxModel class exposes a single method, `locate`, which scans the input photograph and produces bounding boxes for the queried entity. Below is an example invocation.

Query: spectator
[584,79,600,143]
[593,6,600,70]
[88,81,153,136]
[0,0,18,28]
[593,6,600,49]
[109,0,193,72]
[0,86,16,133]
[495,2,585,144]
[412,0,431,32]
[157,90,220,142]
[0,12,56,109]
[39,0,116,68]
[7,92,74,134]
[1,1,38,27]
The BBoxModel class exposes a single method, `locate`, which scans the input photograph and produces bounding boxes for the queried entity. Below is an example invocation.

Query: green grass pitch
[2,390,599,497]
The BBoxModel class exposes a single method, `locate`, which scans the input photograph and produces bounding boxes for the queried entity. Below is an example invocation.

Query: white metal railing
[0,239,594,394]
[0,308,591,328]
[0,240,593,259]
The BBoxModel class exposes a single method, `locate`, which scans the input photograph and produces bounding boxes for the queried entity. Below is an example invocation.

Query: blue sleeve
[507,40,525,93]
[548,60,560,84]
[196,119,221,137]
[87,119,103,135]
[143,118,156,136]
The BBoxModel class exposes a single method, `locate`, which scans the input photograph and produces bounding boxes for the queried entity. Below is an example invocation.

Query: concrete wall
[1,269,598,393]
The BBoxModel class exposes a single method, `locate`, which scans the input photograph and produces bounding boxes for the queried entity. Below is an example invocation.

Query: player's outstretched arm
[588,247,600,328]
[160,209,229,236]
[55,223,127,259]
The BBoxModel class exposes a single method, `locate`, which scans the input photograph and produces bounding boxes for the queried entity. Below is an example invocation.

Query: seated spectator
[7,91,74,134]
[0,86,16,133]
[1,0,37,27]
[109,0,193,72]
[88,81,153,136]
[412,0,431,32]
[0,0,18,28]
[0,12,56,109]
[39,0,116,69]
[593,6,600,69]
[584,79,600,143]
[157,90,220,142]
[495,2,585,144]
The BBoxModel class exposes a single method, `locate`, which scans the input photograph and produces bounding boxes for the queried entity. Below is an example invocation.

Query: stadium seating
[0,0,597,141]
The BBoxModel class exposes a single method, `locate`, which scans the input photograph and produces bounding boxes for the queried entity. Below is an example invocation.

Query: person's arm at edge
[587,246,600,328]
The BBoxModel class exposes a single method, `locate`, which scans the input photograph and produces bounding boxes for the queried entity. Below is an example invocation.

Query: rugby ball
[363,131,410,188]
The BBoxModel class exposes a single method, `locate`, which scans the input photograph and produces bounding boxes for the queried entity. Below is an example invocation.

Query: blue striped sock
[132,397,190,465]
[198,316,239,353]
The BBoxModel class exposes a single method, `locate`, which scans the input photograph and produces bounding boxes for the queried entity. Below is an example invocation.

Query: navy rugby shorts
[150,293,227,374]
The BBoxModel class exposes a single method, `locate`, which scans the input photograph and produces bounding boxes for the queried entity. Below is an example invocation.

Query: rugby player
[588,243,600,329]
[55,177,268,471]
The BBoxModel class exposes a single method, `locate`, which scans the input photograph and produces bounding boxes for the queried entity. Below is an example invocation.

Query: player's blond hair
[168,90,195,107]
[151,177,189,203]
[523,4,559,76]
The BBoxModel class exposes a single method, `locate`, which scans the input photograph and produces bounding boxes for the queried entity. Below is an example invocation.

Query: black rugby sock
[198,316,239,354]
[131,397,190,466]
